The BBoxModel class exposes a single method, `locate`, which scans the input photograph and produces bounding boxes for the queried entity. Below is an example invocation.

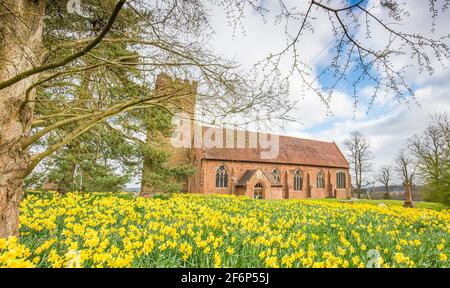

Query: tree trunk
[57,162,77,195]
[0,0,45,238]
[357,166,363,199]
[384,184,390,199]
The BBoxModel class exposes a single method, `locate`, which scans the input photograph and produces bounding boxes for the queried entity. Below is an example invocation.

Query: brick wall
[190,159,351,199]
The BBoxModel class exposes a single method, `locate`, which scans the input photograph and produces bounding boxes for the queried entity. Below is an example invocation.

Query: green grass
[310,198,449,211]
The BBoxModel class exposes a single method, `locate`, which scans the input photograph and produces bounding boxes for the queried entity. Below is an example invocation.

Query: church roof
[199,130,349,169]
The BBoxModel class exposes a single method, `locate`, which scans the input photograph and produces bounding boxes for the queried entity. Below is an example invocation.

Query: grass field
[0,192,448,268]
[309,198,449,211]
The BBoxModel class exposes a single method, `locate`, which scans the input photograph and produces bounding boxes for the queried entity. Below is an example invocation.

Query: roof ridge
[199,125,334,145]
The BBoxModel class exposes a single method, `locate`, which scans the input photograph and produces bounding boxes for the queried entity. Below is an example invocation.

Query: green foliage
[151,194,172,200]
[423,170,450,206]
[27,2,149,193]
[37,128,137,192]
[141,164,196,194]
[409,113,450,206]
[140,107,195,194]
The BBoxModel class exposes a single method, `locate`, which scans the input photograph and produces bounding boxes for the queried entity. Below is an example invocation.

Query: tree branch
[0,0,126,91]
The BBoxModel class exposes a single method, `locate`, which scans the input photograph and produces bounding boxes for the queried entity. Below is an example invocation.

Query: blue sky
[206,0,450,184]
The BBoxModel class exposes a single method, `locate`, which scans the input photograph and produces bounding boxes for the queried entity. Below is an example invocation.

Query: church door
[254,182,264,199]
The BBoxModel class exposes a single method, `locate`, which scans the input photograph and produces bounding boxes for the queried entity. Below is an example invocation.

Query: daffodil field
[0,192,449,268]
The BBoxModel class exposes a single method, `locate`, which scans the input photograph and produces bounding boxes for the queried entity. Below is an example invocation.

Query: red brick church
[188,133,351,199]
[141,74,352,199]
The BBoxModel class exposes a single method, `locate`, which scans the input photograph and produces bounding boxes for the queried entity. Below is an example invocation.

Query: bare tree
[344,131,372,198]
[375,166,392,199]
[227,0,450,113]
[396,148,416,184]
[396,148,417,206]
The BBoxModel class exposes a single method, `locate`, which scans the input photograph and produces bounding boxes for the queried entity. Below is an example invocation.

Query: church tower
[140,73,197,195]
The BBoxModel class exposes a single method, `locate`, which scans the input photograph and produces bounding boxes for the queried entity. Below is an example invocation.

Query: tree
[0,1,449,238]
[408,113,450,205]
[0,0,290,237]
[375,166,392,199]
[396,148,416,184]
[1,0,48,239]
[395,148,417,206]
[30,125,139,193]
[28,5,194,194]
[344,131,372,198]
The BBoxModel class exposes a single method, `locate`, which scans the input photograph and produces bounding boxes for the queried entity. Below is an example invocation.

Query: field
[0,192,449,268]
[309,198,449,211]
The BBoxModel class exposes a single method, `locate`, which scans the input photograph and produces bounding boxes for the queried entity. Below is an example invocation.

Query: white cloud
[307,82,450,182]
[358,0,450,84]
[204,0,450,184]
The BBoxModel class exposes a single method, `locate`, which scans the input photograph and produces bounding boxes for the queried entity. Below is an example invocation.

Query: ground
[309,198,449,211]
[0,192,448,268]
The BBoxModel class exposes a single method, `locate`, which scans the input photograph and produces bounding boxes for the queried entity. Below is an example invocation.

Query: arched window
[293,170,302,191]
[271,168,281,183]
[215,165,228,188]
[254,182,264,199]
[337,171,346,189]
[316,171,325,189]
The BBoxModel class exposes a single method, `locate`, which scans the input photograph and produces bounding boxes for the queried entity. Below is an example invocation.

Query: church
[188,132,351,199]
[141,73,352,200]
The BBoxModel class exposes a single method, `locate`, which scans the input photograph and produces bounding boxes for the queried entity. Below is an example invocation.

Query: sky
[201,0,450,185]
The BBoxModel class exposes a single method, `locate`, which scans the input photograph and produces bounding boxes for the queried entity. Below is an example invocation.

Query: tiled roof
[198,128,349,169]
[235,169,282,187]
[235,170,256,186]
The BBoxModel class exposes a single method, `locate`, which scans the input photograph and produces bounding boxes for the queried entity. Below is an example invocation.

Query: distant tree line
[345,112,449,205]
